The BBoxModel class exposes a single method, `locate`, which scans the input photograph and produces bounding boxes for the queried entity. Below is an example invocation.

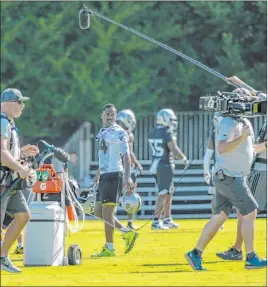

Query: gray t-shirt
[214,117,255,177]
[96,124,129,174]
[0,112,20,162]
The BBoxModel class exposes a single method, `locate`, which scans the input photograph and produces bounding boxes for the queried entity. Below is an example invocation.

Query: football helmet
[116,109,136,133]
[156,108,178,134]
[121,193,142,214]
[77,183,98,215]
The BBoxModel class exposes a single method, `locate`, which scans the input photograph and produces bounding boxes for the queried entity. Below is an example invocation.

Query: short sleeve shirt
[0,112,20,162]
[215,117,255,177]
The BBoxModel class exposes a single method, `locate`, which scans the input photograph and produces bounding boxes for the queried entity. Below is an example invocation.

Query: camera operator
[214,84,267,261]
[0,88,39,273]
[216,118,267,261]
[186,89,267,271]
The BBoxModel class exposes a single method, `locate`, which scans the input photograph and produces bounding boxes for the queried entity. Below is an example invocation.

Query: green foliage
[1,1,266,143]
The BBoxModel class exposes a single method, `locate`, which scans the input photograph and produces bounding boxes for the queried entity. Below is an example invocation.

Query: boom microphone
[79,5,257,92]
[39,140,55,151]
[39,140,70,163]
[79,4,90,29]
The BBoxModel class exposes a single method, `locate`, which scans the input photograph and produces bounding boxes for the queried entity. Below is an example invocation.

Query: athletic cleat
[163,220,179,229]
[245,254,267,269]
[1,256,21,273]
[185,251,207,271]
[13,246,24,255]
[123,230,139,254]
[90,245,115,258]
[151,221,169,230]
[216,247,243,261]
[127,222,139,230]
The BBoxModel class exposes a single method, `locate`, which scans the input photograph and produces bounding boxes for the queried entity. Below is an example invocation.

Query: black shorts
[99,172,123,205]
[154,164,174,195]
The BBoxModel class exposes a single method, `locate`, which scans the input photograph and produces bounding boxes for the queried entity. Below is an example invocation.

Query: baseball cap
[1,88,30,103]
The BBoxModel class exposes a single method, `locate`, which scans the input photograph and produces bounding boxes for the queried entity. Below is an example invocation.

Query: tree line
[1,1,266,144]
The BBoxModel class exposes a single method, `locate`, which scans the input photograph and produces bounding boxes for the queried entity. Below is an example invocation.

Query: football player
[148,109,188,230]
[116,109,143,230]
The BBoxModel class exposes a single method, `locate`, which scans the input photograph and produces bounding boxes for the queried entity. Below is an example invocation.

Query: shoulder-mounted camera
[199,90,266,117]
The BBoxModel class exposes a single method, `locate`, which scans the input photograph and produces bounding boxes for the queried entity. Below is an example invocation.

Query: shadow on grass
[130,270,192,273]
[148,231,174,234]
[142,263,188,267]
[1,273,19,276]
[203,261,225,264]
[9,259,23,262]
[148,230,201,234]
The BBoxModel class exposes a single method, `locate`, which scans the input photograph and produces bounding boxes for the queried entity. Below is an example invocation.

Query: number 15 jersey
[148,126,176,173]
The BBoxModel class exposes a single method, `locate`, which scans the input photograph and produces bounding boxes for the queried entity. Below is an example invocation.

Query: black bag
[247,169,267,211]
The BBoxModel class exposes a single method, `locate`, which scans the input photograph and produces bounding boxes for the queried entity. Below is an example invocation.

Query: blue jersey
[96,124,129,174]
[148,126,176,173]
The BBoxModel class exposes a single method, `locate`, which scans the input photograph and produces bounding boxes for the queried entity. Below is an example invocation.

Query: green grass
[1,218,266,286]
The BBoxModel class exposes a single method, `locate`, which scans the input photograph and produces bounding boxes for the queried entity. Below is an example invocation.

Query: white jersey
[96,124,129,174]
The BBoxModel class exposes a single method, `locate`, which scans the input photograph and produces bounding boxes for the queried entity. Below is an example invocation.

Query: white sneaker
[163,220,179,229]
[151,221,169,230]
[1,256,21,273]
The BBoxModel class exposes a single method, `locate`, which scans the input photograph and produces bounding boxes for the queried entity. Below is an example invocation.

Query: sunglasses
[10,100,23,105]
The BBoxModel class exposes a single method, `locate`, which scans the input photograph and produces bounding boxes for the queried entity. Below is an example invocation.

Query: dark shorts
[213,174,258,216]
[154,164,174,195]
[99,172,123,205]
[1,185,30,227]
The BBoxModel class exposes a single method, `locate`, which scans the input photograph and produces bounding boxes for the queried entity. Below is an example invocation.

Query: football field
[1,218,266,286]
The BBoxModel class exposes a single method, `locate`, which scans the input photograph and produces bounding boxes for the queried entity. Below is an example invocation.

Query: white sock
[0,241,3,247]
[128,220,133,223]
[106,243,114,250]
[17,243,23,248]
[120,227,130,234]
